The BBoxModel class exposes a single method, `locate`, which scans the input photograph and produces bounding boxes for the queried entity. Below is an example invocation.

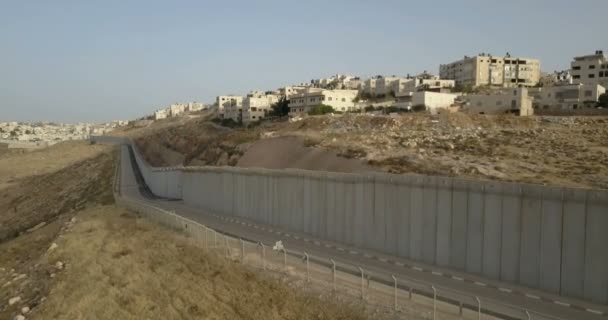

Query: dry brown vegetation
[134,112,608,189]
[0,139,369,320]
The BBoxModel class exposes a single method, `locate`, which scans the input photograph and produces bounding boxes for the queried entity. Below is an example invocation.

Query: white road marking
[498,287,512,293]
[451,276,464,281]
[525,293,541,300]
[363,254,373,259]
[554,301,570,307]
[378,257,388,263]
[412,266,423,272]
[395,262,405,267]
[431,271,443,276]
[349,250,359,255]
[474,281,487,287]
[336,247,345,252]
[586,308,603,315]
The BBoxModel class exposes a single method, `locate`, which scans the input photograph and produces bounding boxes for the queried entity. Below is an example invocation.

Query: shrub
[308,104,335,115]
[411,104,427,112]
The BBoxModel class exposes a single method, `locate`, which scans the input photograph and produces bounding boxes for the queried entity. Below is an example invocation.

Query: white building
[154,109,168,120]
[288,88,358,116]
[216,95,243,119]
[440,53,541,88]
[529,83,606,110]
[242,93,281,123]
[463,87,534,116]
[570,50,608,88]
[395,91,458,112]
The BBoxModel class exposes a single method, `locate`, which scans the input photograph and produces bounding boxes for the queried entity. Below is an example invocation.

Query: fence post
[304,253,310,282]
[240,239,245,263]
[330,259,336,292]
[358,267,365,300]
[214,230,217,248]
[259,242,266,270]
[525,310,531,320]
[282,248,287,271]
[204,226,208,249]
[392,275,397,311]
[459,300,463,316]
[224,235,229,258]
[476,296,481,320]
[409,286,413,300]
[432,285,436,320]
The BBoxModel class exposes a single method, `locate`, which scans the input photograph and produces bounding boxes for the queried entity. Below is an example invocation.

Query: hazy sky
[1,0,607,123]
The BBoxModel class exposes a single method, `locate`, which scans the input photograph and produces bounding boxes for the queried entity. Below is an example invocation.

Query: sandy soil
[135,112,608,189]
[0,141,109,191]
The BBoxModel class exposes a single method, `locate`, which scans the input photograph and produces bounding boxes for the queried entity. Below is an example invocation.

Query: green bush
[308,104,335,115]
[411,104,427,112]
[269,97,290,117]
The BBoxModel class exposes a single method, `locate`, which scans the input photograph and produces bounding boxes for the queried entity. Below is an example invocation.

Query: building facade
[241,93,280,123]
[216,95,243,119]
[288,89,358,116]
[463,87,534,116]
[440,54,541,88]
[570,50,608,88]
[529,83,606,110]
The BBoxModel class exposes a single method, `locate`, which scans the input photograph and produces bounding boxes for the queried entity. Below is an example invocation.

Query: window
[585,90,592,97]
[328,97,333,101]
[341,98,346,102]
[589,74,595,78]
[252,116,256,119]
[491,59,497,63]
[590,65,596,69]
[573,66,581,70]
[496,100,502,106]
[573,75,580,79]
[251,107,257,111]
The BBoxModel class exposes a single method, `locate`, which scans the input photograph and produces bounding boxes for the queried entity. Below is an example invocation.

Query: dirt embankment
[0,138,369,320]
[135,113,608,189]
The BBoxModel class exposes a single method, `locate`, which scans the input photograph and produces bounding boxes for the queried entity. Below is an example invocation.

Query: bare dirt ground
[0,141,109,191]
[0,141,370,320]
[134,112,608,189]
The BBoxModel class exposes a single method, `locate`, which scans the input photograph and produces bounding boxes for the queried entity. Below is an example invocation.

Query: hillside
[133,113,608,189]
[0,141,369,320]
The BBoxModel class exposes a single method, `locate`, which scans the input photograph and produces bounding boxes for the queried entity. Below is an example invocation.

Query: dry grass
[32,206,368,320]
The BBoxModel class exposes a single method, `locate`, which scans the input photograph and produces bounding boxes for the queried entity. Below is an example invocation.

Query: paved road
[112,140,607,320]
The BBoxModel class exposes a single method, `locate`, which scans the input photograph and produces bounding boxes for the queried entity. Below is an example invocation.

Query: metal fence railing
[113,190,569,320]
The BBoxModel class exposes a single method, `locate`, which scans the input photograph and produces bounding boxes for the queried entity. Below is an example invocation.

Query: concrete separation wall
[91,135,608,304]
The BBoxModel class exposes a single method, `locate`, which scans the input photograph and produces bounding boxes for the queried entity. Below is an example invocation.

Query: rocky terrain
[134,112,608,189]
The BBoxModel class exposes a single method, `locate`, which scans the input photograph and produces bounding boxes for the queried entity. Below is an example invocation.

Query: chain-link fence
[113,191,571,320]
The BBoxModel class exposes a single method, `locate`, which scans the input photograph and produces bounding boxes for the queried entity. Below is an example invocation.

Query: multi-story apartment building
[216,95,243,119]
[288,88,358,116]
[279,86,308,99]
[362,77,378,96]
[463,87,534,116]
[374,76,401,96]
[241,93,280,123]
[440,54,541,88]
[529,83,606,110]
[154,109,168,120]
[570,50,608,88]
[393,76,455,94]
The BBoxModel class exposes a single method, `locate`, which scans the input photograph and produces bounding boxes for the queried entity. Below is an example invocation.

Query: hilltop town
[146,50,607,125]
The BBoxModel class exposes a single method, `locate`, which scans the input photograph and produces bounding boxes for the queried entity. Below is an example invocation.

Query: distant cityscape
[0,121,128,149]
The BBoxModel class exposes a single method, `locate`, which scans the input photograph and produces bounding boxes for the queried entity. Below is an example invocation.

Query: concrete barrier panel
[422,177,438,264]
[519,185,543,287]
[334,178,346,244]
[372,179,387,251]
[584,191,608,304]
[500,184,521,282]
[435,178,452,267]
[466,182,484,274]
[482,183,502,279]
[409,177,424,260]
[396,182,411,258]
[561,189,586,299]
[343,182,355,246]
[352,181,367,247]
[539,187,563,294]
[450,179,469,269]
[383,179,399,256]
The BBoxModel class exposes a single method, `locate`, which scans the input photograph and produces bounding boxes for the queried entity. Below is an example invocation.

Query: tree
[598,93,608,108]
[308,104,334,115]
[270,97,290,117]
